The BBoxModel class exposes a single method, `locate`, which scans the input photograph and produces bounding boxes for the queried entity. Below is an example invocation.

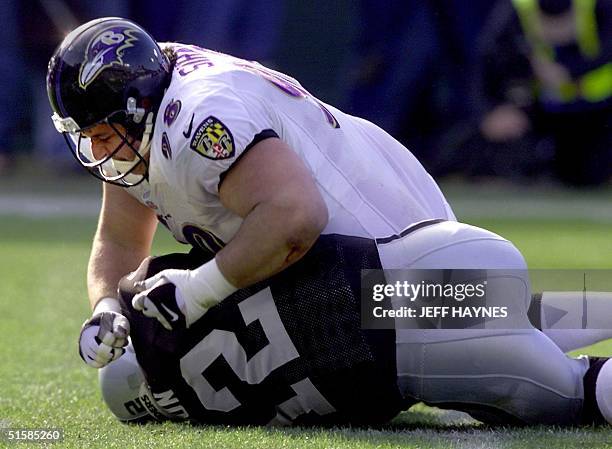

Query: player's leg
[377,221,606,425]
[395,327,589,424]
[529,292,612,353]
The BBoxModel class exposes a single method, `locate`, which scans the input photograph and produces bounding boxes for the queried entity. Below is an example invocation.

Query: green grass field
[1,213,611,448]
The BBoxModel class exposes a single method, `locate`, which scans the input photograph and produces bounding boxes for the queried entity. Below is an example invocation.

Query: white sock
[596,359,612,424]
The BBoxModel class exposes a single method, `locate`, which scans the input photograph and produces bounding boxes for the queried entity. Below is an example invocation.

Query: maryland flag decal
[189,116,235,160]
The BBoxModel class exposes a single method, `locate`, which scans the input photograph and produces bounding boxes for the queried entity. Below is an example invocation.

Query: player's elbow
[282,198,328,262]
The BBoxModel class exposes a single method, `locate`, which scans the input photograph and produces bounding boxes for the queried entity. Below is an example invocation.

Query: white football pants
[377,220,589,425]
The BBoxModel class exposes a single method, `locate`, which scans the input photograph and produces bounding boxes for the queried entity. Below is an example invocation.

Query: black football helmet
[47,17,171,186]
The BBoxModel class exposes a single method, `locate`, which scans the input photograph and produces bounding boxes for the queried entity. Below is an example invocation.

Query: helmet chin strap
[111,112,155,182]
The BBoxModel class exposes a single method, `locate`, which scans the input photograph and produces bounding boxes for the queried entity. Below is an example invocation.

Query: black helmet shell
[47,17,170,131]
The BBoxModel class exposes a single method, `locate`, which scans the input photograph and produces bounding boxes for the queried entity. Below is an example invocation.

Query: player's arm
[216,137,328,286]
[132,138,328,329]
[79,183,158,368]
[88,183,158,309]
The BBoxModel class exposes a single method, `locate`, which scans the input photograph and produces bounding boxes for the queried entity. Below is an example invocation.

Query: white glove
[132,258,237,329]
[79,297,130,368]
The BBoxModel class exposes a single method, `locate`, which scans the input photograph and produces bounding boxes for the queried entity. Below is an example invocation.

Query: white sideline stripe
[0,195,101,217]
[452,198,612,223]
[0,194,610,222]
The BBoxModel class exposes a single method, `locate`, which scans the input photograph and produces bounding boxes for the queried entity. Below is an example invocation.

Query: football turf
[1,216,611,448]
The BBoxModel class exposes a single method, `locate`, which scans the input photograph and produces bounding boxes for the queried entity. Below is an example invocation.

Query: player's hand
[132,259,237,330]
[131,269,189,330]
[79,298,130,368]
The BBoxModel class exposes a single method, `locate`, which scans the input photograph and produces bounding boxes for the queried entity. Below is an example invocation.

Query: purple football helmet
[47,17,170,186]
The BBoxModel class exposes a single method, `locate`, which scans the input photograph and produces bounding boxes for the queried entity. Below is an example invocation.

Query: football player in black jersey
[99,229,612,427]
[103,233,404,425]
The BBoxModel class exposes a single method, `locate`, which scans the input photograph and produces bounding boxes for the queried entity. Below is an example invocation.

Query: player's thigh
[377,221,528,270]
[380,221,589,424]
[377,221,532,312]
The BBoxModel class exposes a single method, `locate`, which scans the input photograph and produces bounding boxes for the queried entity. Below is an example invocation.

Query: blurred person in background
[470,0,612,186]
[0,0,24,174]
[343,0,497,176]
[343,0,444,157]
[417,0,497,176]
[172,0,284,65]
[131,0,284,64]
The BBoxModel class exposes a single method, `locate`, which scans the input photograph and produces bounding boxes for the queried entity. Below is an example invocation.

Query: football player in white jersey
[47,18,454,362]
[47,17,612,426]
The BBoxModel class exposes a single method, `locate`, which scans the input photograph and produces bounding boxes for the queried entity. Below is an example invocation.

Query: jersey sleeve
[175,85,279,196]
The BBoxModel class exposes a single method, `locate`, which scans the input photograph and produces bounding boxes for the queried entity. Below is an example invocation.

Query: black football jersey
[119,234,405,425]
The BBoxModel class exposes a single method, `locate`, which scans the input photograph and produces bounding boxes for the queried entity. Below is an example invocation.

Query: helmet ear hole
[107,108,136,134]
[108,110,128,125]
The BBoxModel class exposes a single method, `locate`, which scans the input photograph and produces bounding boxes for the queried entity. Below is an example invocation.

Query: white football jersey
[127,44,455,254]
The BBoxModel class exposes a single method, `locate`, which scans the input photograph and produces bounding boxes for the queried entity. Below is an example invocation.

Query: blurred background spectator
[0,0,24,174]
[5,0,611,187]
[341,0,497,173]
[467,0,612,186]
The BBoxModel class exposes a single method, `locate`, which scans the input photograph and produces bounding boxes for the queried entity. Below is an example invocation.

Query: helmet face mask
[55,110,153,186]
[47,17,170,186]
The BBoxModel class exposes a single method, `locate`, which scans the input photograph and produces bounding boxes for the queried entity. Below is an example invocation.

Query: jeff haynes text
[372,306,509,318]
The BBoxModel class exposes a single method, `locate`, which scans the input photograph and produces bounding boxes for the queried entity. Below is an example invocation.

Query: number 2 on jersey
[179,288,336,423]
